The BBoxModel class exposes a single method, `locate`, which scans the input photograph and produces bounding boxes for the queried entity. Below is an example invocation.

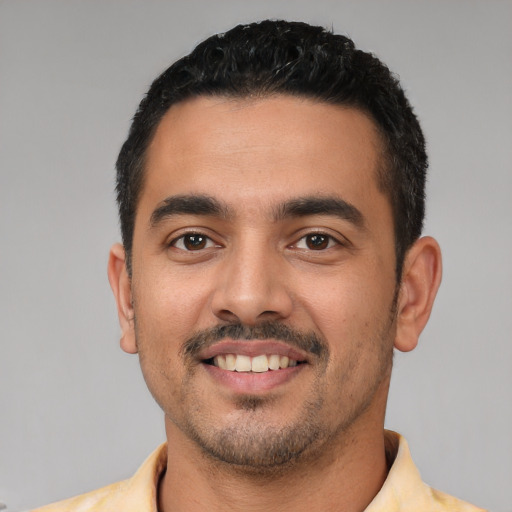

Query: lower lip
[202,363,304,394]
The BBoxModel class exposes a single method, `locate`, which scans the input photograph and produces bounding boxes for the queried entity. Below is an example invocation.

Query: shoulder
[429,486,487,512]
[375,431,487,512]
[29,443,167,512]
[30,480,128,512]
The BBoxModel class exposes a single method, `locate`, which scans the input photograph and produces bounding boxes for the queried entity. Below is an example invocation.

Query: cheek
[295,264,395,348]
[132,271,195,411]
[296,272,371,328]
[134,263,212,340]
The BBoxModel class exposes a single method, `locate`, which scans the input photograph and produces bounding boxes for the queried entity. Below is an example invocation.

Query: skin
[109,95,442,511]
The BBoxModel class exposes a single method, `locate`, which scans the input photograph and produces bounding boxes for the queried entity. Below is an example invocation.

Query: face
[122,96,399,468]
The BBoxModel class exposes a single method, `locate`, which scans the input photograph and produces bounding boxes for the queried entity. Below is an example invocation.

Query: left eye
[295,233,337,250]
[171,233,216,251]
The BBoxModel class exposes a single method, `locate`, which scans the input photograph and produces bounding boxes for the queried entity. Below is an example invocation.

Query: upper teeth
[213,354,298,372]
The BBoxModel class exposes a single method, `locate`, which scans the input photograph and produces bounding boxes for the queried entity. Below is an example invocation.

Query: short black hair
[116,19,427,277]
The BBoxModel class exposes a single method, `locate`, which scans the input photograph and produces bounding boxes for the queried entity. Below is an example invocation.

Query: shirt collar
[130,431,481,512]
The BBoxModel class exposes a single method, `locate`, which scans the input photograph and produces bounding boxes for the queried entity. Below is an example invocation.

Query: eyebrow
[150,194,231,227]
[274,196,365,228]
[150,193,365,229]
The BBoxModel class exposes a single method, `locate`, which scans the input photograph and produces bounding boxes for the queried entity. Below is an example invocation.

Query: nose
[211,237,293,325]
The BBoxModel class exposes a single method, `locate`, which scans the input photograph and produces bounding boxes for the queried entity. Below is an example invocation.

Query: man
[33,20,485,512]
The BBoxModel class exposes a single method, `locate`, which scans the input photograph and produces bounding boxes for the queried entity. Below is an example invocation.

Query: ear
[394,236,442,352]
[107,243,137,354]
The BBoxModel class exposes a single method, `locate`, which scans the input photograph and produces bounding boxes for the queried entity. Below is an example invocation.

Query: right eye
[170,233,216,251]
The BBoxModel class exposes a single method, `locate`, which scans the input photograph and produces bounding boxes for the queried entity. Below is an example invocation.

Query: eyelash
[169,232,219,251]
[293,233,341,251]
[168,231,343,252]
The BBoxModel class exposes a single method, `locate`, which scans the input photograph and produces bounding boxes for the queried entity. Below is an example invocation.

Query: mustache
[181,322,328,360]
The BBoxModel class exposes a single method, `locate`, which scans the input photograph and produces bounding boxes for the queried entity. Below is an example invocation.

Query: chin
[174,392,328,471]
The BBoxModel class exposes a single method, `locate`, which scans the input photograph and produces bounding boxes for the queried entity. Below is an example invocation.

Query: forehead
[140,95,388,224]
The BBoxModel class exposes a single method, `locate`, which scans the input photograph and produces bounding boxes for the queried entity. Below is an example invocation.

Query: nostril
[215,309,240,323]
[261,310,280,317]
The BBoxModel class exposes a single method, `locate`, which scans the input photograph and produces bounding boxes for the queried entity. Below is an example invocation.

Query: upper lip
[198,339,310,363]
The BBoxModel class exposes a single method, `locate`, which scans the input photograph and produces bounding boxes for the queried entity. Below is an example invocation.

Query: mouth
[204,353,304,373]
[198,340,309,392]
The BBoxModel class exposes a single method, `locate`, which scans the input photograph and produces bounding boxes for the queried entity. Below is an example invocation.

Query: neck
[158,415,389,512]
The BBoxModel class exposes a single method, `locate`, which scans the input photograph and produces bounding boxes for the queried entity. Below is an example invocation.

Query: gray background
[1,1,511,511]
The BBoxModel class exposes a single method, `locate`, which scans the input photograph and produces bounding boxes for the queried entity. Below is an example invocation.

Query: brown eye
[184,234,207,250]
[172,233,213,251]
[305,234,330,250]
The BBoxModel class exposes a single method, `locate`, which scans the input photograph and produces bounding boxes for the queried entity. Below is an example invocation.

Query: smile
[199,339,310,392]
[210,353,301,372]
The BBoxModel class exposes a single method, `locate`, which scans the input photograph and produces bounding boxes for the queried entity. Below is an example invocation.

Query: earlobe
[107,243,138,354]
[394,236,442,352]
